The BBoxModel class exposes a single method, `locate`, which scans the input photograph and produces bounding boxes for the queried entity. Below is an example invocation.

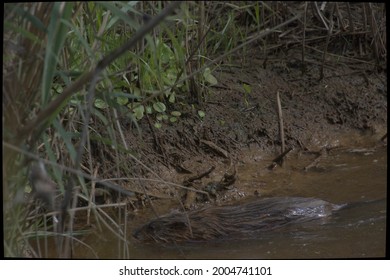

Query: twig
[200,139,229,158]
[320,3,335,80]
[267,147,293,170]
[312,2,329,30]
[184,166,215,184]
[346,3,354,32]
[304,154,323,171]
[301,2,307,76]
[276,91,285,154]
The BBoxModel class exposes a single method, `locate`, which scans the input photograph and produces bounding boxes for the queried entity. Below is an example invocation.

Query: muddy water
[72,144,386,259]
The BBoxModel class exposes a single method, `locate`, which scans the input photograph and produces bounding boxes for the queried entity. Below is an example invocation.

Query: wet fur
[133,197,342,243]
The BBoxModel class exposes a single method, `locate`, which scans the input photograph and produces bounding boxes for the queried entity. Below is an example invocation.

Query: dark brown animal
[133,197,344,243]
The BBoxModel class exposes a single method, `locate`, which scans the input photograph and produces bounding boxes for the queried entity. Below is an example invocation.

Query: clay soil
[114,46,387,214]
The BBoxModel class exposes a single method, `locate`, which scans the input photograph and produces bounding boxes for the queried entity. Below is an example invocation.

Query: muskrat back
[133,197,343,243]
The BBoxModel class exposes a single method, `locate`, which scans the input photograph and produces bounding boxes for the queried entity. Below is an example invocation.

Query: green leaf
[243,83,252,94]
[131,87,141,97]
[164,88,172,98]
[171,111,181,117]
[133,105,145,120]
[198,110,205,118]
[116,96,128,105]
[163,68,178,86]
[53,84,63,94]
[112,91,139,100]
[146,106,153,114]
[159,42,174,64]
[154,122,162,129]
[92,107,109,125]
[12,5,47,32]
[153,102,166,113]
[100,2,140,30]
[156,114,163,121]
[169,117,177,123]
[203,68,218,86]
[95,98,108,109]
[168,92,176,103]
[42,2,73,105]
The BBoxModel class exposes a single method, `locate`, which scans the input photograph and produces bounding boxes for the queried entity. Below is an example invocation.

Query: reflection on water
[73,145,386,259]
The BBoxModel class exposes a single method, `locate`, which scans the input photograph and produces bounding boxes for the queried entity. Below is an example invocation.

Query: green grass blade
[41,2,73,105]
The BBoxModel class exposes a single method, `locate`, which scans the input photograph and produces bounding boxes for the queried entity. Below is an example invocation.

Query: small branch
[320,3,335,80]
[301,2,307,76]
[200,139,229,158]
[267,147,293,170]
[184,166,216,184]
[312,2,329,30]
[304,154,323,171]
[276,91,285,154]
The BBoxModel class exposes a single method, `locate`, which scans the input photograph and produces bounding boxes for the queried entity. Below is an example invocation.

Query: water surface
[72,144,386,259]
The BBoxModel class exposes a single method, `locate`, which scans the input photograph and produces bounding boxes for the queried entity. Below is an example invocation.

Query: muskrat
[133,197,345,243]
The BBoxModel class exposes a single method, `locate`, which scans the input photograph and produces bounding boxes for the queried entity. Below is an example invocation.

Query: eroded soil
[112,47,387,213]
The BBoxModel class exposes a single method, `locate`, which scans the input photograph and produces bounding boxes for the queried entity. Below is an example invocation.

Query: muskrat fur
[133,197,344,243]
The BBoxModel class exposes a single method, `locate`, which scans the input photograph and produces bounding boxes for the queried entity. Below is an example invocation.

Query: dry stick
[304,154,323,171]
[65,185,80,258]
[276,91,285,155]
[312,2,329,30]
[346,3,354,32]
[367,4,382,66]
[184,166,215,184]
[320,4,335,80]
[270,148,293,168]
[122,202,129,259]
[362,3,367,31]
[87,166,99,226]
[301,2,307,76]
[267,90,289,170]
[113,108,128,150]
[139,178,159,218]
[334,3,345,31]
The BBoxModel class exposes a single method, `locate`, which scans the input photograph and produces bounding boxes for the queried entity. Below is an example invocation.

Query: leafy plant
[198,110,206,119]
[242,83,252,107]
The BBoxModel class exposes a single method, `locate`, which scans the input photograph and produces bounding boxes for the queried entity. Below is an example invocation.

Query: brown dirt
[108,47,387,215]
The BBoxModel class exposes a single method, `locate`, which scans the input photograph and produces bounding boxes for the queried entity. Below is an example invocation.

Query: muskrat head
[133,214,190,243]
